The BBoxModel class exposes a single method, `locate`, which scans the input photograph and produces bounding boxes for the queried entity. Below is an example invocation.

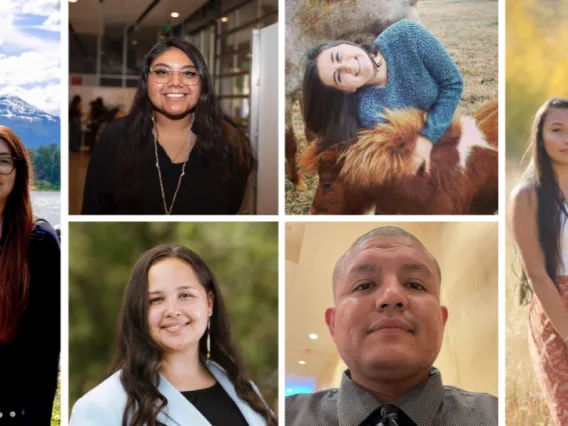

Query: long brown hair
[517,97,568,304]
[110,244,276,426]
[0,126,34,343]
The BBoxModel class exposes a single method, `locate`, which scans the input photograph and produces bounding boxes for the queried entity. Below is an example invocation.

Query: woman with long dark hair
[302,19,463,174]
[70,244,276,426]
[82,38,254,215]
[509,98,568,424]
[0,126,60,425]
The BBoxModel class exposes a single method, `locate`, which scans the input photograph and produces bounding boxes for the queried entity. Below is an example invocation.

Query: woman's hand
[412,135,433,175]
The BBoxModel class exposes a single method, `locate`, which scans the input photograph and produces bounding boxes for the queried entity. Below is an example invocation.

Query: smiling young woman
[0,126,60,425]
[302,20,463,175]
[81,38,255,215]
[69,244,276,426]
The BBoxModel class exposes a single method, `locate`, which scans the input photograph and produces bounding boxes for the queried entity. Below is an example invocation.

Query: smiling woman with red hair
[0,126,60,425]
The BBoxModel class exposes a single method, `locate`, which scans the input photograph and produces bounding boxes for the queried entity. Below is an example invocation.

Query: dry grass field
[506,162,550,426]
[285,0,498,214]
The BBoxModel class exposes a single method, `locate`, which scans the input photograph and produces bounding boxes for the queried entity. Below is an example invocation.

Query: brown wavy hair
[0,126,34,343]
[517,98,568,304]
[110,244,276,426]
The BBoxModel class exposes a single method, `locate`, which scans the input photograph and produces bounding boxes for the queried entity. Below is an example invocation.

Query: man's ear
[441,305,448,326]
[325,307,336,340]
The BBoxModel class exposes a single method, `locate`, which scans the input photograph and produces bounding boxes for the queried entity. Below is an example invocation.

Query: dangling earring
[206,317,211,359]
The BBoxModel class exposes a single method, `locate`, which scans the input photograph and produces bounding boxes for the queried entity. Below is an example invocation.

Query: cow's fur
[300,100,498,214]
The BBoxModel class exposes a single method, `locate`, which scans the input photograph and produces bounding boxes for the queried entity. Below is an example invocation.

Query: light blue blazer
[69,361,268,426]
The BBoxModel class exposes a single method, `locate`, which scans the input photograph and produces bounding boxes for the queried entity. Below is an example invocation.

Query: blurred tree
[507,0,568,159]
[69,222,278,414]
[28,144,61,190]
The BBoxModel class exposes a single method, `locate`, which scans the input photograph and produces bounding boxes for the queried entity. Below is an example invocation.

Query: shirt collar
[337,367,444,426]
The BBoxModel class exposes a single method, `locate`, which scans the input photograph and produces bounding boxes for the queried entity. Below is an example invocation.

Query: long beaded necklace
[152,114,195,215]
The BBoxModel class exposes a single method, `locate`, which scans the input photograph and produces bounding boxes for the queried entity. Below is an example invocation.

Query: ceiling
[69,0,209,36]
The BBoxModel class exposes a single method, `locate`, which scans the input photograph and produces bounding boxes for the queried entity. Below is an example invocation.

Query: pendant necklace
[152,114,195,215]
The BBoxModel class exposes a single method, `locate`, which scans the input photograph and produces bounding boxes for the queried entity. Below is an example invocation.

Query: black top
[81,116,249,215]
[0,220,60,426]
[181,382,249,426]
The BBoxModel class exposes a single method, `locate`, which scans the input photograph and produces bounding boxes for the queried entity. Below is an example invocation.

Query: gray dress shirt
[285,368,498,426]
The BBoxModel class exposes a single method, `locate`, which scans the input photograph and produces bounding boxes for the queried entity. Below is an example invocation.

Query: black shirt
[182,382,249,426]
[0,220,60,426]
[81,116,250,215]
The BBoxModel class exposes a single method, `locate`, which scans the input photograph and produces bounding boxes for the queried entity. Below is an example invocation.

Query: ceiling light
[221,17,229,23]
[171,12,179,18]
[131,40,138,46]
[69,0,78,2]
[299,360,306,365]
[309,333,318,340]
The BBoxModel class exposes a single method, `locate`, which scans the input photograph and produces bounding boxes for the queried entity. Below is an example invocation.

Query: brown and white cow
[300,100,498,215]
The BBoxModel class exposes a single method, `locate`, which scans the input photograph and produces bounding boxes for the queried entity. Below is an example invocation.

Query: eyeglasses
[0,157,16,175]
[149,67,200,86]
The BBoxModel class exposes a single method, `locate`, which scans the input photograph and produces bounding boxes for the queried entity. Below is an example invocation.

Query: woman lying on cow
[302,19,463,175]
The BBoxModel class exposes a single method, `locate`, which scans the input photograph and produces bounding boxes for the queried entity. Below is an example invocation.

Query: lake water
[31,191,60,228]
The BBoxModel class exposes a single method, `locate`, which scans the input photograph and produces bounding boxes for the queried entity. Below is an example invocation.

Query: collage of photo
[0,0,566,425]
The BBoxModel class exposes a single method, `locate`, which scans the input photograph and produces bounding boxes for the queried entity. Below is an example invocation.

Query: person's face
[542,108,568,166]
[325,236,448,381]
[0,138,16,209]
[316,44,386,93]
[147,47,202,118]
[147,257,213,355]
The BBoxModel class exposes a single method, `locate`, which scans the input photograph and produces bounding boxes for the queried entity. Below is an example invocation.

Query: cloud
[0,83,60,116]
[38,12,60,32]
[0,13,59,52]
[0,0,59,51]
[16,0,60,16]
[0,51,60,85]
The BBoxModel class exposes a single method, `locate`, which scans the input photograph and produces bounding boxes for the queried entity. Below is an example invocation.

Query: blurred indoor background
[286,222,498,397]
[69,0,278,214]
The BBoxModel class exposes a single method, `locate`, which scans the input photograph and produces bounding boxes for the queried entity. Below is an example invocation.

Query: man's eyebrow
[347,263,377,275]
[402,263,433,277]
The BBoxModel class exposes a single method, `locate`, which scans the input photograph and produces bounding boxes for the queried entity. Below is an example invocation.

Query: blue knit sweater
[356,20,463,144]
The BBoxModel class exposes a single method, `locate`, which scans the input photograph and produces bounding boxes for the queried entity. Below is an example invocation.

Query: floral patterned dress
[529,276,568,425]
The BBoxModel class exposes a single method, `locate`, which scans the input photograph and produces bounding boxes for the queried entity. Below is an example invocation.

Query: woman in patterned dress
[510,98,568,424]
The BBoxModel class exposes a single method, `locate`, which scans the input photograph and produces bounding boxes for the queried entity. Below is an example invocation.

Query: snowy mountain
[0,95,60,149]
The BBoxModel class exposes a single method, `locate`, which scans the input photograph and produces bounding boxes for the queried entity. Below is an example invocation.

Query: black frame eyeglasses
[0,157,17,175]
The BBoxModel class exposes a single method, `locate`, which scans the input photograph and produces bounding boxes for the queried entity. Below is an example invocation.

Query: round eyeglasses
[149,68,200,86]
[0,157,16,175]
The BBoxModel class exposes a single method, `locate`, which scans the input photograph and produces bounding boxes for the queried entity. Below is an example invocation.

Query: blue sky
[0,0,61,116]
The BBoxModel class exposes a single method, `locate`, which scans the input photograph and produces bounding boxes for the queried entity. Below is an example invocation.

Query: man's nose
[375,276,408,312]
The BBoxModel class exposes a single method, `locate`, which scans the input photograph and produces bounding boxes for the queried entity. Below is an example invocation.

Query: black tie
[378,405,400,426]
[363,404,401,426]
